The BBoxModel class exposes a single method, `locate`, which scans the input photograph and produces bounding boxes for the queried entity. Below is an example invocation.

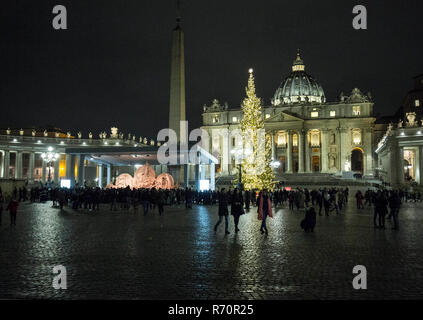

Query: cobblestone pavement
[1,194,423,300]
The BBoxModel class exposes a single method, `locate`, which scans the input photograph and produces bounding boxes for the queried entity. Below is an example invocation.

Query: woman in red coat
[258,189,273,234]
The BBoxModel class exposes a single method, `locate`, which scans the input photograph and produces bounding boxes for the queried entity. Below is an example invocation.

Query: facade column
[286,130,293,173]
[364,127,373,176]
[3,150,10,179]
[28,152,35,181]
[221,129,229,174]
[298,130,304,173]
[398,146,405,185]
[98,164,103,188]
[305,131,311,173]
[107,165,112,185]
[78,154,85,187]
[15,151,23,179]
[321,129,328,173]
[210,162,215,191]
[54,155,60,184]
[271,131,276,160]
[340,127,348,171]
[42,160,47,183]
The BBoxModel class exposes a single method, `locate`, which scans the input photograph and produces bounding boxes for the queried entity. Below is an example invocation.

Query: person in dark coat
[231,188,244,233]
[301,207,317,232]
[6,197,19,226]
[375,190,388,229]
[388,191,401,230]
[214,188,230,234]
[244,190,250,211]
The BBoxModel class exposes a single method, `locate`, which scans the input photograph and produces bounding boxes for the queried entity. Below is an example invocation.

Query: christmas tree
[237,69,275,191]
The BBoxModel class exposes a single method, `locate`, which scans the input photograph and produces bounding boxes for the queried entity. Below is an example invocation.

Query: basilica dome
[272,51,325,106]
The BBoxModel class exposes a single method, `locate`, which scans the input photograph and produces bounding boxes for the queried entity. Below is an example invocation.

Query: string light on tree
[236,68,276,191]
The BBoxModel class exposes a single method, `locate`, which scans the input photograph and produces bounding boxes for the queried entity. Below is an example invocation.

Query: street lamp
[41,146,59,183]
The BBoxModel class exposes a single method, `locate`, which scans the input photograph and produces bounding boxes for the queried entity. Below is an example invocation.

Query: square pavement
[0,196,422,299]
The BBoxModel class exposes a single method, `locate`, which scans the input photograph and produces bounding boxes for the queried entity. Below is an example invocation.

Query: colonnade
[0,150,112,187]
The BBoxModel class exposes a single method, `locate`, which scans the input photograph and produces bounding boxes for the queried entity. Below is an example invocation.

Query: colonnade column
[107,165,112,185]
[321,129,328,173]
[298,130,304,173]
[54,155,60,183]
[98,164,103,188]
[42,160,47,183]
[65,154,72,179]
[271,131,276,160]
[3,150,10,179]
[78,154,85,187]
[287,130,293,173]
[15,151,23,179]
[28,152,35,181]
[70,155,76,187]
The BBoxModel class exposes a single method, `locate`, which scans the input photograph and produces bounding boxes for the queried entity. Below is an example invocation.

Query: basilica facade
[201,52,385,179]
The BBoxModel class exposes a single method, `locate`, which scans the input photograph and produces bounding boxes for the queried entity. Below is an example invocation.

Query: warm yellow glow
[311,111,319,118]
[352,129,361,145]
[292,65,305,72]
[277,133,286,146]
[353,106,361,116]
[292,134,298,147]
[59,159,66,178]
[330,110,336,117]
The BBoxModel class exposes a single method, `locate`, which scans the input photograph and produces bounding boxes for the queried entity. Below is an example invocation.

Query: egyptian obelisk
[168,0,186,142]
[168,1,188,186]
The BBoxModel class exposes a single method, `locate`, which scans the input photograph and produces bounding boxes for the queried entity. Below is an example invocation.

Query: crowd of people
[0,183,419,232]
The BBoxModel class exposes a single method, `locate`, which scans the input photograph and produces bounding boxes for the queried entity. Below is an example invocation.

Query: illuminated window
[353,106,361,116]
[277,133,287,146]
[292,134,298,147]
[212,115,219,123]
[415,100,420,107]
[311,111,319,118]
[330,111,336,117]
[310,130,320,147]
[232,116,238,122]
[265,113,271,119]
[352,129,361,145]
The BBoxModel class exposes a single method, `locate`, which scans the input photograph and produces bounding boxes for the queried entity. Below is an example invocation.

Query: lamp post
[231,147,245,190]
[41,146,59,184]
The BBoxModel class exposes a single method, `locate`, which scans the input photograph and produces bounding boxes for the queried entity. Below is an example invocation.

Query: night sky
[1,0,423,139]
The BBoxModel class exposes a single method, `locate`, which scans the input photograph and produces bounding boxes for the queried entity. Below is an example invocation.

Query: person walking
[214,188,230,234]
[374,190,388,229]
[157,191,165,216]
[258,189,273,234]
[6,197,19,226]
[231,188,244,233]
[389,191,401,230]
